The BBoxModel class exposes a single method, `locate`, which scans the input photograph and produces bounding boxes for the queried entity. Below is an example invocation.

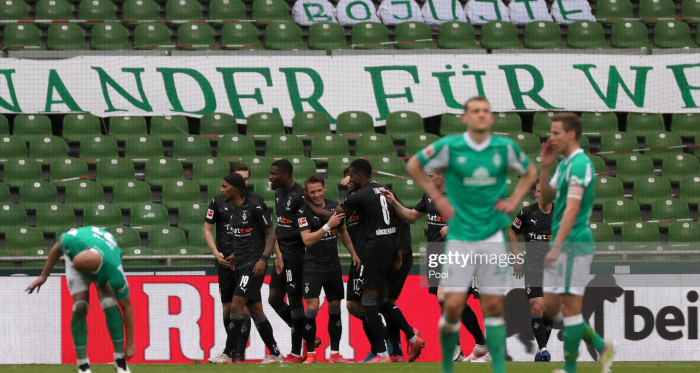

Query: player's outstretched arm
[507,229,524,279]
[406,156,454,220]
[204,222,229,268]
[300,212,345,247]
[26,242,62,294]
[380,190,423,223]
[117,297,136,360]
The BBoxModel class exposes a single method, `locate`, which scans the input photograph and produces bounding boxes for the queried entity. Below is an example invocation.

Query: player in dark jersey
[383,168,490,362]
[296,174,360,363]
[222,172,283,364]
[508,181,554,362]
[268,159,309,363]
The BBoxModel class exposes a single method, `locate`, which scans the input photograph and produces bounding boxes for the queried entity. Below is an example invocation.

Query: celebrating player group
[24,96,616,373]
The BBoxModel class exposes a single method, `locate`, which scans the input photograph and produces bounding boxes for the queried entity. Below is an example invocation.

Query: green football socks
[439,315,460,373]
[484,316,507,373]
[101,297,125,354]
[562,315,586,373]
[71,300,89,360]
[583,322,606,353]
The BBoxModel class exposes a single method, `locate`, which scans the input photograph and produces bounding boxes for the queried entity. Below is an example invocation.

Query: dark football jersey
[339,181,397,243]
[205,194,235,256]
[511,203,553,271]
[274,182,306,257]
[297,199,343,274]
[228,196,274,270]
[344,190,363,255]
[414,192,448,243]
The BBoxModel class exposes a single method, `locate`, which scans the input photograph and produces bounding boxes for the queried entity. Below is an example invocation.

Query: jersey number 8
[380,195,390,225]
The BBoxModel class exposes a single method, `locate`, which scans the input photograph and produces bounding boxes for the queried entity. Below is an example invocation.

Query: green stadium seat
[406,133,440,158]
[145,158,184,187]
[322,184,339,202]
[50,158,89,187]
[525,21,566,49]
[80,135,119,164]
[356,133,395,158]
[386,111,424,141]
[0,204,27,233]
[0,0,30,21]
[671,114,700,139]
[289,157,317,179]
[645,132,682,161]
[36,0,73,27]
[410,224,426,252]
[161,179,201,209]
[439,114,464,136]
[3,24,42,49]
[696,135,700,158]
[336,111,374,136]
[47,24,86,50]
[166,246,206,265]
[639,0,675,24]
[130,203,169,229]
[655,21,696,48]
[96,158,135,188]
[602,199,641,225]
[438,21,479,49]
[63,113,102,143]
[663,154,700,183]
[395,21,435,49]
[579,135,590,154]
[621,221,659,242]
[29,136,68,165]
[679,175,700,205]
[590,222,614,242]
[246,112,285,138]
[308,22,349,50]
[0,136,27,161]
[351,22,392,49]
[216,135,256,160]
[568,21,609,49]
[177,23,215,49]
[178,202,206,232]
[265,22,307,50]
[121,246,160,266]
[187,227,211,253]
[266,135,305,158]
[0,183,8,203]
[596,0,633,22]
[207,181,223,202]
[3,158,42,188]
[165,0,203,21]
[254,182,275,206]
[13,114,51,144]
[532,112,555,137]
[633,176,672,206]
[616,154,654,184]
[83,203,122,228]
[668,221,700,242]
[0,116,7,135]
[491,112,521,135]
[108,226,142,250]
[91,24,131,50]
[589,155,607,175]
[5,227,45,256]
[310,134,350,159]
[582,112,618,137]
[125,136,164,163]
[134,24,172,49]
[64,181,104,211]
[173,135,211,163]
[200,113,237,142]
[252,0,289,26]
[682,0,700,24]
[481,21,521,49]
[611,21,650,49]
[149,227,187,250]
[208,0,246,26]
[392,178,422,208]
[221,23,263,50]
[594,176,624,207]
[122,0,160,27]
[292,112,331,137]
[626,113,665,139]
[651,198,690,229]
[192,158,230,186]
[327,156,353,183]
[600,132,638,162]
[109,116,147,142]
[368,156,405,187]
[151,116,189,142]
[112,180,152,210]
[35,204,75,235]
[78,0,116,24]
[509,132,541,159]
[18,181,57,210]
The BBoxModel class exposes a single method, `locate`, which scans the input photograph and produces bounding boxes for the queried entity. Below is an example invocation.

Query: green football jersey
[59,226,130,300]
[549,148,595,255]
[417,132,531,242]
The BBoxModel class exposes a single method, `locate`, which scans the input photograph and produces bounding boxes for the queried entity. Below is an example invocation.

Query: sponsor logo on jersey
[492,153,501,168]
[530,219,537,225]
[428,213,447,224]
[277,216,292,225]
[232,227,252,235]
[463,167,496,186]
[513,217,522,229]
[423,144,435,158]
[298,217,308,227]
[241,211,248,221]
[376,227,397,236]
[527,232,550,241]
[206,209,214,219]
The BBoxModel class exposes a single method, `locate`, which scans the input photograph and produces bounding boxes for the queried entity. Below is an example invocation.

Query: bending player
[297,174,360,363]
[382,169,490,363]
[222,172,283,363]
[537,113,615,373]
[407,96,537,373]
[27,226,135,373]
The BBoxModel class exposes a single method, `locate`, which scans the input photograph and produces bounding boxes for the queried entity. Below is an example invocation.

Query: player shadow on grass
[503,274,624,361]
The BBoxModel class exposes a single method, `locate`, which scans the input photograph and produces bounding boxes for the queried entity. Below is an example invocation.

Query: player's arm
[380,190,424,223]
[204,222,229,268]
[305,195,335,221]
[299,211,344,247]
[407,155,453,220]
[538,140,557,205]
[117,296,136,360]
[508,162,537,207]
[26,242,62,293]
[337,224,361,269]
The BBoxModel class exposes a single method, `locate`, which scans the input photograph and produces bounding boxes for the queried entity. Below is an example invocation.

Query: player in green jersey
[26,226,134,373]
[537,113,616,373]
[407,97,537,373]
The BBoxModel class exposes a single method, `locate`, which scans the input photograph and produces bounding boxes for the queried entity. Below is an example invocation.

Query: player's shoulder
[212,194,225,205]
[519,202,534,215]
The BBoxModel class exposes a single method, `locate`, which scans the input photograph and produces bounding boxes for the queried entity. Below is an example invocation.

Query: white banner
[1,54,700,124]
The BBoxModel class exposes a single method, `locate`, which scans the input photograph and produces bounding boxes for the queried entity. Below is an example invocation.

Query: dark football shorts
[360,239,395,291]
[283,255,304,296]
[524,267,544,300]
[303,268,345,301]
[388,251,413,300]
[347,263,363,301]
[233,265,265,303]
[218,264,237,304]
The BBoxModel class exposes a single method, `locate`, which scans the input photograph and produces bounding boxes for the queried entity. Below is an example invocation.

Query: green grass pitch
[0,362,697,373]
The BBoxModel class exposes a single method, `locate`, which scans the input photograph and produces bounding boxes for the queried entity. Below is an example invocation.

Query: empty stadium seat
[602,199,641,225]
[324,185,340,201]
[161,180,201,209]
[177,23,215,49]
[134,24,172,49]
[682,0,700,24]
[79,0,117,23]
[600,132,638,162]
[124,136,164,163]
[532,112,555,137]
[35,204,75,235]
[83,203,122,228]
[368,156,405,186]
[247,112,285,138]
[406,133,440,157]
[481,21,521,49]
[252,0,289,25]
[253,182,275,206]
[109,226,142,250]
[392,178,423,207]
[490,112,520,135]
[568,21,608,49]
[266,22,307,50]
[336,111,374,136]
[0,204,27,233]
[386,111,424,141]
[639,0,675,24]
[292,112,331,136]
[151,116,189,141]
[668,221,700,242]
[165,0,203,21]
[217,135,256,160]
[594,176,624,207]
[50,158,89,187]
[616,154,654,184]
[437,21,479,49]
[47,24,86,50]
[579,135,590,154]
[245,157,274,186]
[13,114,51,144]
[440,113,464,136]
[645,132,682,161]
[29,136,68,165]
[655,21,696,48]
[221,23,262,50]
[92,24,131,50]
[509,132,541,159]
[145,158,184,187]
[18,181,57,211]
[582,112,618,137]
[63,114,102,143]
[5,227,45,254]
[651,198,690,229]
[173,135,211,163]
[309,22,349,50]
[310,134,350,159]
[3,24,42,49]
[109,116,147,142]
[0,136,27,161]
[96,158,135,188]
[289,156,317,179]
[525,21,565,49]
[149,227,188,250]
[0,0,29,21]
[590,222,614,242]
[664,155,700,183]
[3,158,42,188]
[206,181,223,201]
[671,114,700,139]
[80,135,119,164]
[596,0,633,22]
[192,157,230,187]
[634,176,672,206]
[0,116,7,135]
[187,228,211,254]
[122,0,160,26]
[395,21,435,49]
[352,22,392,49]
[200,113,237,141]
[626,113,665,139]
[64,181,105,210]
[130,203,169,229]
[36,0,73,27]
[356,133,394,157]
[621,221,659,242]
[611,21,650,49]
[266,135,305,158]
[0,183,9,204]
[589,155,607,175]
[178,202,206,232]
[112,180,152,210]
[327,156,353,183]
[679,175,700,205]
[209,0,246,26]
